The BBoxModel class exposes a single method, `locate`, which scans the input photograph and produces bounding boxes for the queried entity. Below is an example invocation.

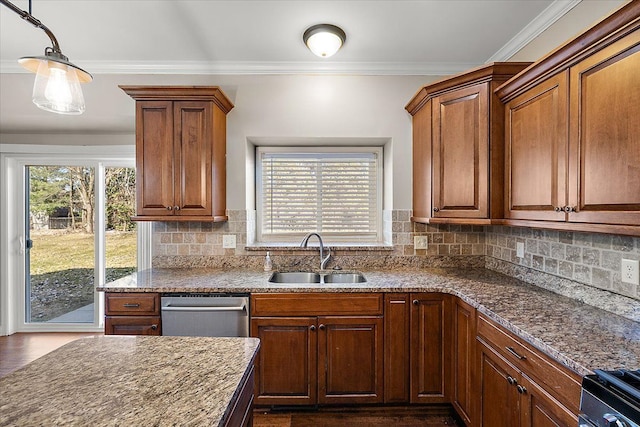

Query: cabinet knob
[166,206,173,211]
[174,206,181,211]
[554,207,562,212]
[516,385,527,395]
[309,325,316,331]
[150,324,158,330]
[507,376,517,386]
[563,205,577,213]
[412,299,419,305]
[432,207,440,212]
[318,324,326,331]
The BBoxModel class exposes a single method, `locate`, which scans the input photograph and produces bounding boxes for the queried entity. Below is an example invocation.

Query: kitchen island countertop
[0,335,260,427]
[98,267,640,376]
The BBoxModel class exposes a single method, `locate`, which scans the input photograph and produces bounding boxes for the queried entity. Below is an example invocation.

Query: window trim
[256,146,383,244]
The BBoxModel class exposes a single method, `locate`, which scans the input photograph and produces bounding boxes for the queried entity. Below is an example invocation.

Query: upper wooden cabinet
[120,86,234,222]
[406,63,531,224]
[497,1,640,234]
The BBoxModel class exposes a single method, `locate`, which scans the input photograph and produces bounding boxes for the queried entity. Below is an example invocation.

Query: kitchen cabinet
[497,1,640,235]
[104,292,161,335]
[405,63,530,224]
[452,297,476,426]
[410,293,451,404]
[120,86,233,222]
[478,342,575,427]
[381,292,450,405]
[383,293,411,403]
[250,293,384,406]
[503,72,568,222]
[476,314,581,426]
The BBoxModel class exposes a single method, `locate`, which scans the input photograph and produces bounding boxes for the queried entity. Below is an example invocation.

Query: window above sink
[255,146,383,245]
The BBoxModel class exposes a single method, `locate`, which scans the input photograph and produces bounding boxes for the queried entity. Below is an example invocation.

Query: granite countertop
[99,267,640,376]
[0,336,260,427]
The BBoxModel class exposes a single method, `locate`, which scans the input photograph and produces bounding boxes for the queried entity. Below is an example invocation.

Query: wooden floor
[0,332,98,377]
[1,333,458,426]
[253,406,458,426]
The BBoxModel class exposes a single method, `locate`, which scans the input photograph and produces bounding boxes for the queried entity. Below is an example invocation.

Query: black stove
[580,369,640,427]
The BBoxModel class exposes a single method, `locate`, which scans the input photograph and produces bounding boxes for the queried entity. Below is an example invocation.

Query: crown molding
[486,0,581,62]
[0,60,479,77]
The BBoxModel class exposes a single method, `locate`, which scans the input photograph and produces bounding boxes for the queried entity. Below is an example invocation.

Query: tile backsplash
[152,210,485,270]
[486,226,640,300]
[152,210,639,301]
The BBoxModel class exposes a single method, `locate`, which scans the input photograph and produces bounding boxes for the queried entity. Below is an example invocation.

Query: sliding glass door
[23,163,137,327]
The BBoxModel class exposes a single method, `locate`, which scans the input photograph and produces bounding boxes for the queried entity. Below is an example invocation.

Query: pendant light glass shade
[18,49,92,115]
[303,24,346,58]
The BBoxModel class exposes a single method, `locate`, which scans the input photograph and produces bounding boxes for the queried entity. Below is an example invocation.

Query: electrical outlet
[516,242,525,258]
[621,259,639,285]
[222,235,236,249]
[414,236,428,250]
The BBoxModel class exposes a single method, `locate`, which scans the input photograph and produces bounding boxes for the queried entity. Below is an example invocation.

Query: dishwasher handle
[162,304,246,312]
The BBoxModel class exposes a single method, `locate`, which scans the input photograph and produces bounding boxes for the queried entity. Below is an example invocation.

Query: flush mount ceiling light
[303,24,346,58]
[1,0,92,115]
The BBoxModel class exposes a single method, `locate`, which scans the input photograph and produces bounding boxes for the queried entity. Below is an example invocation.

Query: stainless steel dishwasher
[160,293,249,337]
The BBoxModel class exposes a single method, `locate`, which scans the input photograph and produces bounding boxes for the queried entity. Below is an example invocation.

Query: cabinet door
[318,316,384,404]
[568,31,640,225]
[135,101,175,216]
[453,298,476,426]
[432,83,489,218]
[251,317,317,405]
[505,72,568,221]
[478,342,521,427]
[520,374,577,427]
[384,293,410,403]
[412,101,433,222]
[410,293,450,403]
[105,316,161,335]
[174,101,213,216]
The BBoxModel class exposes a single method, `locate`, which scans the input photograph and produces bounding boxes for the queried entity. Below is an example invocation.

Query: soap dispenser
[264,252,273,272]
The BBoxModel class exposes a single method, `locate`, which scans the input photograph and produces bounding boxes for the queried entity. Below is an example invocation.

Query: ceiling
[0,0,625,135]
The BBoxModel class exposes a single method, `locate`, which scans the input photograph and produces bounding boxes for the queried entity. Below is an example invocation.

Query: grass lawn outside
[29,230,136,322]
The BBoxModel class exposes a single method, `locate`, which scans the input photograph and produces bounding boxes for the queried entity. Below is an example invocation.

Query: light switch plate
[516,242,525,258]
[414,236,428,250]
[222,234,236,249]
[621,259,639,285]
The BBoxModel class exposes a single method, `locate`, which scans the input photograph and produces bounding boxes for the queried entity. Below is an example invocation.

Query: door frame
[0,144,150,335]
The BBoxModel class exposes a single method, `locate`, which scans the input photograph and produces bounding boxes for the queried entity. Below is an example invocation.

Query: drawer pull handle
[150,324,158,331]
[516,385,527,394]
[506,346,526,360]
[123,303,140,308]
[507,376,517,386]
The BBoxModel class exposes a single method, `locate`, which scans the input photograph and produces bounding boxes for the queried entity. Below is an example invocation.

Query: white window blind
[257,148,382,242]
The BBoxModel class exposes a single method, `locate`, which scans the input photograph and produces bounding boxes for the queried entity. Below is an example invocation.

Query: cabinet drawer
[105,292,160,315]
[251,293,383,316]
[477,314,581,413]
[105,316,161,335]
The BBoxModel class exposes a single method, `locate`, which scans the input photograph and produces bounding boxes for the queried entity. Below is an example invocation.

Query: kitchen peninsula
[0,335,259,426]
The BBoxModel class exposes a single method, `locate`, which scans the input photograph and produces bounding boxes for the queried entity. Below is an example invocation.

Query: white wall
[224,74,431,210]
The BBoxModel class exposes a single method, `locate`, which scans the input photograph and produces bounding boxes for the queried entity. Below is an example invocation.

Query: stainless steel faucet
[300,232,331,270]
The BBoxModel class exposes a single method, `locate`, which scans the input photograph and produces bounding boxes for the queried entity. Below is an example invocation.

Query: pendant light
[303,24,346,58]
[1,0,92,115]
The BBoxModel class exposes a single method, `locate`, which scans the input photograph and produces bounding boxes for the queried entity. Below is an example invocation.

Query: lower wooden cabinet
[104,292,161,335]
[452,297,477,426]
[476,314,581,427]
[478,341,575,427]
[251,316,317,405]
[250,293,384,406]
[410,293,451,404]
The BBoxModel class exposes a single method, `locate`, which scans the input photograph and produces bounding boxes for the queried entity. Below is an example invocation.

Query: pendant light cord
[0,0,62,54]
